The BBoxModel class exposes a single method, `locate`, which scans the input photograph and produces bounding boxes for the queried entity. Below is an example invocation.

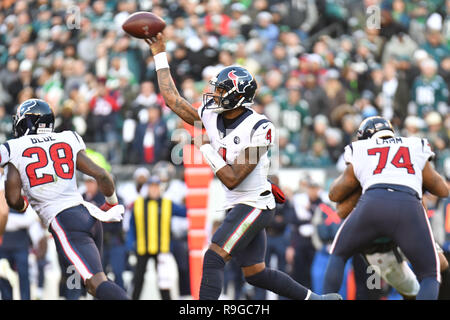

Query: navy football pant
[212,204,274,266]
[324,187,440,297]
[49,205,104,283]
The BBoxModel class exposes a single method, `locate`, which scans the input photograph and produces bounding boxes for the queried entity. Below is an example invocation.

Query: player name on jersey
[375,137,403,144]
[30,136,56,144]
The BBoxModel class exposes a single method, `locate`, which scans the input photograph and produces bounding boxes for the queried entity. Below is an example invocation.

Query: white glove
[83,201,124,223]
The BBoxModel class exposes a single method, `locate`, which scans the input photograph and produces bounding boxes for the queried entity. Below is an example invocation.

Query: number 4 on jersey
[368,146,415,175]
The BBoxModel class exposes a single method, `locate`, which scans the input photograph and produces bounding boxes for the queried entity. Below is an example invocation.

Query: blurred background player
[0,204,38,300]
[126,175,186,300]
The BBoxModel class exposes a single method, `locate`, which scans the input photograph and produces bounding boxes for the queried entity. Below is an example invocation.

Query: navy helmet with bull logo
[203,66,257,113]
[13,99,55,137]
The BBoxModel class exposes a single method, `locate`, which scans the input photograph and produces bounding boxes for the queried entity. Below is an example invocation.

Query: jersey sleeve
[0,143,11,167]
[420,138,435,162]
[68,131,86,154]
[250,120,275,148]
[343,143,354,165]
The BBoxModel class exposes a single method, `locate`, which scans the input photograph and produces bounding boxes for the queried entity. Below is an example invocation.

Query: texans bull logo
[227,70,253,94]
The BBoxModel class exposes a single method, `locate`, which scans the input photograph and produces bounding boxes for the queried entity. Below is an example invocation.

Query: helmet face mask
[13,99,55,138]
[203,66,257,114]
[357,116,395,140]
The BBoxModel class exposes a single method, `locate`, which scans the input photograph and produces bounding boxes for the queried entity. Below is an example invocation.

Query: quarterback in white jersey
[323,116,449,299]
[1,99,129,300]
[198,98,275,211]
[146,33,341,301]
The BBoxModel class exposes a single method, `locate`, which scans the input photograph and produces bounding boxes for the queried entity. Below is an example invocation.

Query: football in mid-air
[122,12,166,39]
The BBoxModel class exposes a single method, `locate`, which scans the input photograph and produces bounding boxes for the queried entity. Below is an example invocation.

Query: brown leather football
[122,12,166,39]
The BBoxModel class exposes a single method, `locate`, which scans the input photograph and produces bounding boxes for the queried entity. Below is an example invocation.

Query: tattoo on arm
[157,68,201,126]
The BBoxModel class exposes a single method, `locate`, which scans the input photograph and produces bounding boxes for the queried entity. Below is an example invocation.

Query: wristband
[19,196,29,213]
[105,192,118,205]
[154,52,169,71]
[200,144,227,174]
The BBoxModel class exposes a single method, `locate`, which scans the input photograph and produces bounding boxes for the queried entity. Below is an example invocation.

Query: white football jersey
[344,136,434,198]
[199,103,276,211]
[0,131,86,226]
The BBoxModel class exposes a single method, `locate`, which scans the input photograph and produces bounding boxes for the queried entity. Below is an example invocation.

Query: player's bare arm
[0,189,8,236]
[422,161,449,198]
[4,163,26,212]
[145,33,201,126]
[329,163,360,202]
[216,146,268,190]
[76,150,115,197]
[336,186,362,219]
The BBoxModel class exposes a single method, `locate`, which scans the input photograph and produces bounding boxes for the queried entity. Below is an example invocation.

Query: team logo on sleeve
[227,70,254,94]
[234,136,240,144]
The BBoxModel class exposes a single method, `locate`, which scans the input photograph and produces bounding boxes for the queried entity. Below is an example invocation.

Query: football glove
[99,201,117,212]
[270,182,286,204]
[83,201,124,223]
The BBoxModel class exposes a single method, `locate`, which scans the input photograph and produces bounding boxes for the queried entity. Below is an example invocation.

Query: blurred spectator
[409,58,449,117]
[54,99,87,135]
[421,14,450,64]
[391,0,411,29]
[278,87,311,147]
[204,0,231,37]
[88,77,120,143]
[152,161,189,297]
[0,105,13,142]
[0,58,22,114]
[301,74,330,120]
[82,174,127,291]
[126,176,187,300]
[401,115,425,137]
[0,206,38,300]
[287,177,327,290]
[134,81,159,110]
[279,0,318,40]
[323,69,347,116]
[252,11,279,52]
[311,197,342,295]
[131,105,169,165]
[424,111,449,171]
[381,32,418,65]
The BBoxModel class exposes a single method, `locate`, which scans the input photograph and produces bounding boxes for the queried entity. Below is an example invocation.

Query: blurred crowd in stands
[0,0,448,174]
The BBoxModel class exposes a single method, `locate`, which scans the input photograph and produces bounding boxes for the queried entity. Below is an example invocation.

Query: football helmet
[13,99,55,137]
[357,116,394,140]
[203,66,257,113]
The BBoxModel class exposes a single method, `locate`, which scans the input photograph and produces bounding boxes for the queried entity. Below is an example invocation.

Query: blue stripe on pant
[49,204,104,282]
